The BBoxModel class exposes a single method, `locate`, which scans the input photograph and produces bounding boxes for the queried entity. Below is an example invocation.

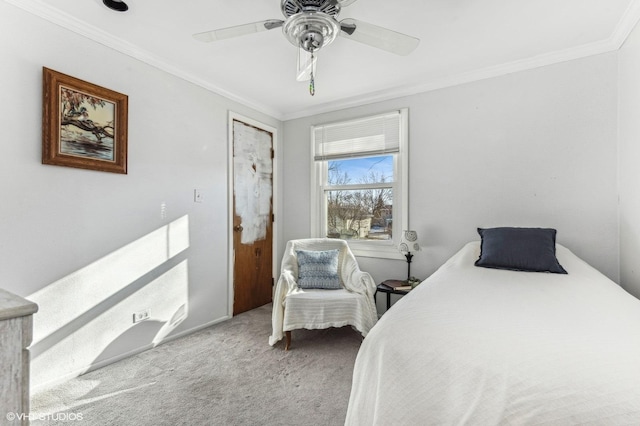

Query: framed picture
[42,67,128,174]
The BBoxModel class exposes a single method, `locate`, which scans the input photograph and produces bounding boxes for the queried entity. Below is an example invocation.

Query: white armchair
[269,238,378,350]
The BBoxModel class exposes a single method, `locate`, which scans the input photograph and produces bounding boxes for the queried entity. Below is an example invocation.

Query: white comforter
[345,242,640,425]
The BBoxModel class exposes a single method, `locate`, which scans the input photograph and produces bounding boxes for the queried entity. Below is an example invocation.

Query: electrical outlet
[133,309,150,323]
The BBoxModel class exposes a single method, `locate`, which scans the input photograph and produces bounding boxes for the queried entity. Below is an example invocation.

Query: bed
[345,233,640,425]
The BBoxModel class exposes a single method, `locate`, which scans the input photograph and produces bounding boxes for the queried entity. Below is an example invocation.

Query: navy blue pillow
[475,227,567,274]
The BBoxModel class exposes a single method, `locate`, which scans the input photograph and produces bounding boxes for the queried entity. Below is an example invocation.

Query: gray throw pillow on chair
[296,249,341,289]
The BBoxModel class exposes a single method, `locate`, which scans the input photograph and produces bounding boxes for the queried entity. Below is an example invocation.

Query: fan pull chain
[309,51,315,96]
[309,73,315,96]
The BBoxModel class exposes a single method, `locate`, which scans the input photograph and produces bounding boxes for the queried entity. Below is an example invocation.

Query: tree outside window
[325,156,394,241]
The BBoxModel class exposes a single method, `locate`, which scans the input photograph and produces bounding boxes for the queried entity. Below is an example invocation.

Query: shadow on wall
[28,215,191,390]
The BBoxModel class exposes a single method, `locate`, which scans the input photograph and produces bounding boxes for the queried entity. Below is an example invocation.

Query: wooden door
[232,118,273,315]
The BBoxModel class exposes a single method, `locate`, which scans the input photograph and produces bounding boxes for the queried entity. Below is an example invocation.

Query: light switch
[194,189,203,203]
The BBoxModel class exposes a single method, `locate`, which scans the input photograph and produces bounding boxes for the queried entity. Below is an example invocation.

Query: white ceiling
[8,0,640,120]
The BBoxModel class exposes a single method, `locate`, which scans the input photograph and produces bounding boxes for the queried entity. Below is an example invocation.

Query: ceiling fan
[193,0,420,96]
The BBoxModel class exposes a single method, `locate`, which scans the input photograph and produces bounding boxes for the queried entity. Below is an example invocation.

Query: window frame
[310,108,408,259]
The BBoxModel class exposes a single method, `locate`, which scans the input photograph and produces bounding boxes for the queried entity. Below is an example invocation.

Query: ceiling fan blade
[336,0,359,6]
[193,19,284,43]
[339,18,419,56]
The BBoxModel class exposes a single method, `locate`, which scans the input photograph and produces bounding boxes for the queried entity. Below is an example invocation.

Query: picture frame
[42,67,128,174]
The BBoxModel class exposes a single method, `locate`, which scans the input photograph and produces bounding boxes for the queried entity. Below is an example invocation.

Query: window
[311,109,408,259]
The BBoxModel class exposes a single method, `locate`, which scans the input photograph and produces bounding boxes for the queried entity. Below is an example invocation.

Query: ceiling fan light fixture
[283,12,339,52]
[102,0,128,12]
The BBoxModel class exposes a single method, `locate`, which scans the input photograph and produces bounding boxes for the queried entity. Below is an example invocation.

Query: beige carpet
[31,304,363,425]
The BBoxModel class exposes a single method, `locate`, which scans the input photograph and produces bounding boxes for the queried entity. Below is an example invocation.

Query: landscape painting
[42,67,128,174]
[60,85,116,161]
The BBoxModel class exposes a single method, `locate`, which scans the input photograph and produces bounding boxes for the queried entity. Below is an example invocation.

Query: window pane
[325,188,393,240]
[328,155,393,185]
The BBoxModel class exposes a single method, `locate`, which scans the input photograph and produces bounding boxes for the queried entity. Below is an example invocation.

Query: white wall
[0,3,281,388]
[619,20,640,299]
[283,53,619,289]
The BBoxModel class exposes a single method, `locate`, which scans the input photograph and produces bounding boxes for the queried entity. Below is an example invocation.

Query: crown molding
[7,0,640,122]
[282,0,640,120]
[4,0,285,120]
[281,38,620,120]
[611,0,640,48]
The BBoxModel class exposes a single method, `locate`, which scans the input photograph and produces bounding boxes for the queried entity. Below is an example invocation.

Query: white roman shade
[313,111,401,161]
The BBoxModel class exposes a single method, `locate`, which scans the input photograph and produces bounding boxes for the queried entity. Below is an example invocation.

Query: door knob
[233,225,243,232]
